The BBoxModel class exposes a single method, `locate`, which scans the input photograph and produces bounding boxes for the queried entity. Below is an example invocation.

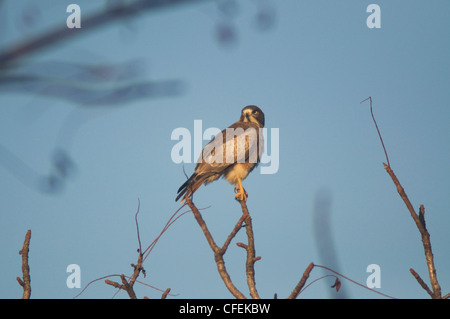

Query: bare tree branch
[185,196,263,299]
[238,200,260,299]
[104,253,143,299]
[103,200,145,299]
[161,288,171,299]
[287,262,315,299]
[384,164,442,298]
[185,196,246,299]
[362,96,446,299]
[120,274,137,299]
[220,212,247,254]
[17,229,31,299]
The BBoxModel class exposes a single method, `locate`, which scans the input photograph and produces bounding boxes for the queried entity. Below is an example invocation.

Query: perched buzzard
[176,105,265,202]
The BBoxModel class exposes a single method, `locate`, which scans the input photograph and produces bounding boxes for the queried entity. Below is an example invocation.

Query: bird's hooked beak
[244,113,249,121]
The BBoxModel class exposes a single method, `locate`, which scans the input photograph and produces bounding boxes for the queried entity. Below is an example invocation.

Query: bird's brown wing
[175,122,262,201]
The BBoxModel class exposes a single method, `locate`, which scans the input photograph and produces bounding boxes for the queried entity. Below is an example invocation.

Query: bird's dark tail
[175,173,203,202]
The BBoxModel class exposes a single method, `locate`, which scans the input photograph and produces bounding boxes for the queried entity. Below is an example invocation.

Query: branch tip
[361,96,390,167]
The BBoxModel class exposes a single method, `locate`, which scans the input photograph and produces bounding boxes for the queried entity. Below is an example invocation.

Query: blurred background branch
[0,1,199,194]
[0,0,206,68]
[0,0,275,195]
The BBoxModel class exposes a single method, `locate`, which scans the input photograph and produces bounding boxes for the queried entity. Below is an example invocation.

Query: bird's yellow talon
[234,190,247,201]
[234,178,248,201]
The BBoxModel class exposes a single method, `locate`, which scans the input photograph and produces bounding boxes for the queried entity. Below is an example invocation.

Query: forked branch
[362,96,446,299]
[384,164,442,298]
[186,196,258,299]
[288,262,315,299]
[238,200,260,299]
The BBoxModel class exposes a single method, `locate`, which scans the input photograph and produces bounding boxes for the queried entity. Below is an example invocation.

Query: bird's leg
[234,178,247,202]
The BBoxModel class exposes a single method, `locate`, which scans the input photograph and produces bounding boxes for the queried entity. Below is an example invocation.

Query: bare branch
[135,198,142,255]
[239,200,260,299]
[161,288,171,299]
[105,279,122,289]
[17,230,31,299]
[409,268,433,298]
[109,201,145,299]
[142,203,192,262]
[186,196,246,299]
[364,96,444,299]
[361,96,390,166]
[121,274,137,299]
[77,201,187,299]
[104,275,137,299]
[128,253,144,289]
[312,264,396,299]
[220,212,247,254]
[287,262,314,299]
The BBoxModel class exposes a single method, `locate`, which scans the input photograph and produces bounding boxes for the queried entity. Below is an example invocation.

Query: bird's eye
[252,110,258,114]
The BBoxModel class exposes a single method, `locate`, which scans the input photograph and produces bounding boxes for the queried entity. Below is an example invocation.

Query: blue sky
[0,0,449,299]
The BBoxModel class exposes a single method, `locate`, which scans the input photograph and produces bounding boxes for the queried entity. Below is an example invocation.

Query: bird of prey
[176,105,265,203]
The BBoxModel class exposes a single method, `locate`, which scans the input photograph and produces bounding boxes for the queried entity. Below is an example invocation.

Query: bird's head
[240,105,265,128]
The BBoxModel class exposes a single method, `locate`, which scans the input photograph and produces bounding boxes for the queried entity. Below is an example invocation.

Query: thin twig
[112,201,146,299]
[128,253,144,289]
[105,279,122,289]
[361,96,390,167]
[135,198,142,255]
[298,274,339,295]
[288,263,396,299]
[17,230,31,299]
[142,202,194,262]
[186,197,220,252]
[363,96,444,299]
[409,268,433,298]
[76,202,188,299]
